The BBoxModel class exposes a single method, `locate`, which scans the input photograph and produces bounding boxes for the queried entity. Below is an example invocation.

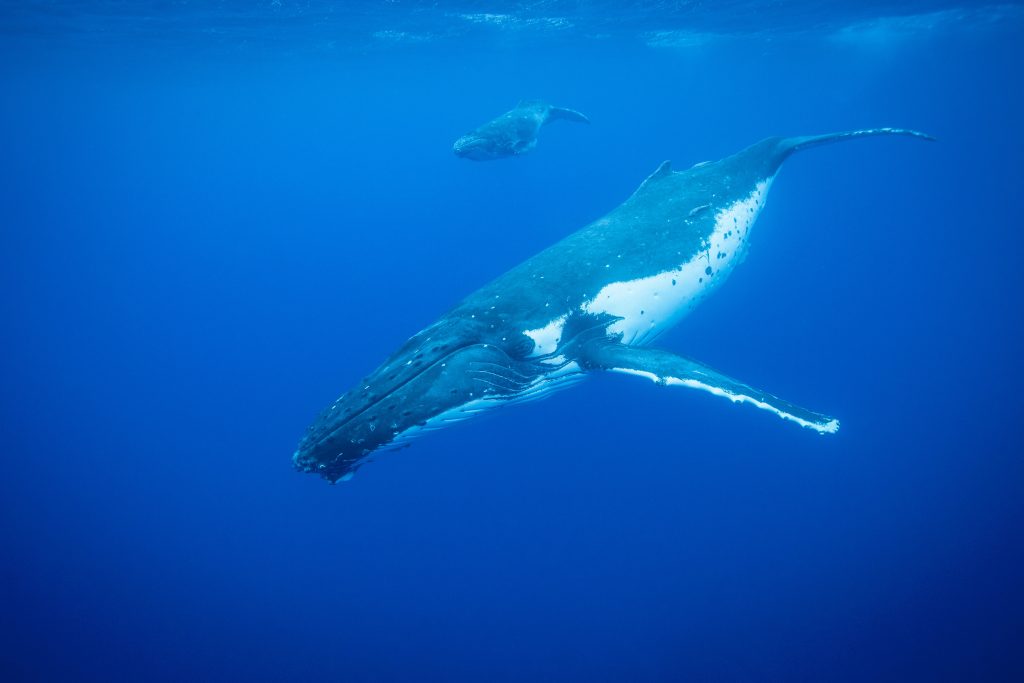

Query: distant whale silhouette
[295,127,934,484]
[453,100,590,160]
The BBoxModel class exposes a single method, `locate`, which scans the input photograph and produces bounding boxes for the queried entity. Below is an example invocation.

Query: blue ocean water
[2,2,1023,681]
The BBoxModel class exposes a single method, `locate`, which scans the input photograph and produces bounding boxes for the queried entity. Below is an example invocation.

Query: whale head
[292,319,560,483]
[452,134,495,160]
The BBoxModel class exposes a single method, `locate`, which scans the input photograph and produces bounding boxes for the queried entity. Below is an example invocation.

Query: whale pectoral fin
[578,343,840,434]
[546,106,590,124]
[512,138,537,155]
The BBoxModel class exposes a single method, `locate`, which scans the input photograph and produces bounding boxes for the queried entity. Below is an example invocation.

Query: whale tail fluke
[546,106,591,125]
[782,127,935,155]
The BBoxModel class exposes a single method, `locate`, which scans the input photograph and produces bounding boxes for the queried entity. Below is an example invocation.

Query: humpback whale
[453,100,590,160]
[295,128,933,483]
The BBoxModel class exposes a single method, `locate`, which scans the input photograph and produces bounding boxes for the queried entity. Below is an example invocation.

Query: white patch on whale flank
[523,315,568,356]
[581,178,774,347]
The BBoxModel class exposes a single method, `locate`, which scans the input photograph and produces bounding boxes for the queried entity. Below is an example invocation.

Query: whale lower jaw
[388,361,584,447]
[330,361,586,481]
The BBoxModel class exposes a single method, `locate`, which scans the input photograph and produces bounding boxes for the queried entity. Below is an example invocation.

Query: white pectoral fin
[580,343,839,434]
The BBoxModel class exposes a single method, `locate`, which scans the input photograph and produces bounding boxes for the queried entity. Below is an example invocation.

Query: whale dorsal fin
[630,160,673,197]
[650,160,672,178]
[631,160,673,197]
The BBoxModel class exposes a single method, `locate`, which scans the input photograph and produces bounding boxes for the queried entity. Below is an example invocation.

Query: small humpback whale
[453,100,590,160]
[295,128,933,483]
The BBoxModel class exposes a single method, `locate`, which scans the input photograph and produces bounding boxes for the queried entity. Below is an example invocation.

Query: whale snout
[453,135,489,160]
[292,390,417,483]
[292,337,542,483]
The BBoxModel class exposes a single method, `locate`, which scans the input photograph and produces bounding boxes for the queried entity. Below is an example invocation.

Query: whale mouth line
[310,342,482,451]
[300,341,553,481]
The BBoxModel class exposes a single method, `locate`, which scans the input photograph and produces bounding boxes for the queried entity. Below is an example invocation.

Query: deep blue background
[2,4,1023,681]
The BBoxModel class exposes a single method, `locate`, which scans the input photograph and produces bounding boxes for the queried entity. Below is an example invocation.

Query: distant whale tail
[781,127,935,156]
[545,106,591,125]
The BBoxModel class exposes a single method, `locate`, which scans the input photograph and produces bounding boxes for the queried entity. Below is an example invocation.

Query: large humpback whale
[295,128,933,483]
[453,100,590,160]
